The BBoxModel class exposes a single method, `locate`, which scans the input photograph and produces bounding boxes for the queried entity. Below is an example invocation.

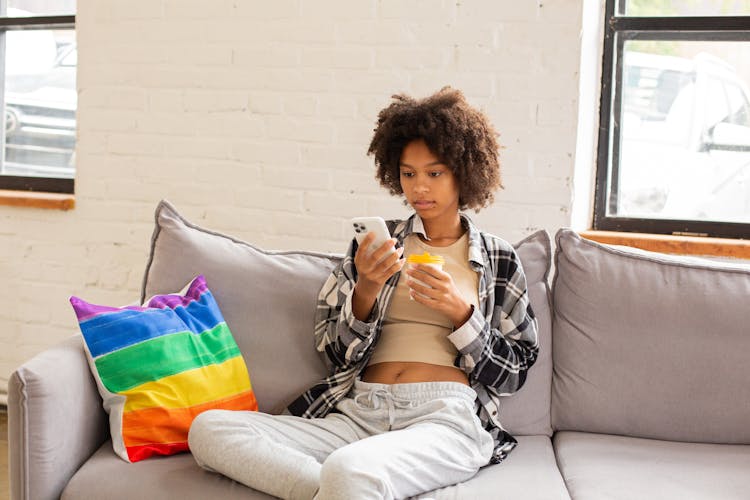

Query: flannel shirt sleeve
[447,247,539,395]
[313,238,381,371]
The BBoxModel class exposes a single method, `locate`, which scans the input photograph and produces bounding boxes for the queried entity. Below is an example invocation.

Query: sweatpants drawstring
[354,387,415,428]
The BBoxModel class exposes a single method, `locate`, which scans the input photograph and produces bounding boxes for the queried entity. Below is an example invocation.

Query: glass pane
[3,29,76,179]
[6,0,76,16]
[614,39,750,223]
[623,0,750,16]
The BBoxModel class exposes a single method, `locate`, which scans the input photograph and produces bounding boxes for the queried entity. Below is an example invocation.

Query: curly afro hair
[367,86,502,211]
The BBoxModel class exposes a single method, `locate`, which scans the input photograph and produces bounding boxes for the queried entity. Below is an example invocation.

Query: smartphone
[351,216,396,257]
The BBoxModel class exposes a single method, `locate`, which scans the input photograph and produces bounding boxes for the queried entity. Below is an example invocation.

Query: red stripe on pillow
[126,441,191,462]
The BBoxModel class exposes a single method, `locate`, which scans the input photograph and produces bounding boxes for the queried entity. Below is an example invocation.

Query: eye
[400,171,415,178]
[429,171,443,177]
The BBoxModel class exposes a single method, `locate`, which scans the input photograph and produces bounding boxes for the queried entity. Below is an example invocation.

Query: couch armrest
[8,335,108,500]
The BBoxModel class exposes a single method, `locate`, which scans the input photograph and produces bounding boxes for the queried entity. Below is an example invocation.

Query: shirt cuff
[343,288,379,336]
[447,305,484,353]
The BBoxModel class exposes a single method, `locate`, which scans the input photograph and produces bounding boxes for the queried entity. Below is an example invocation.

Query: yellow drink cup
[406,252,445,300]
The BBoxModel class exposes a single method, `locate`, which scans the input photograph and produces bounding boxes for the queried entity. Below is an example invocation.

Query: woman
[188,87,539,500]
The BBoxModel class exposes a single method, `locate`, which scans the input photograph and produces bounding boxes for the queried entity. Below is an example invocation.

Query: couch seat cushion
[62,441,274,500]
[554,431,750,500]
[64,436,568,500]
[421,435,570,499]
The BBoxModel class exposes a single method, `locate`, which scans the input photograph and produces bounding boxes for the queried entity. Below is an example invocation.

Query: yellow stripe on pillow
[121,356,251,412]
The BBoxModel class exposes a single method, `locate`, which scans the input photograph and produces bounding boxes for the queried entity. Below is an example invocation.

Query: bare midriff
[361,361,469,386]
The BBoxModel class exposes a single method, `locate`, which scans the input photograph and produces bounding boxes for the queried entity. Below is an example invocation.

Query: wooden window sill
[0,190,75,210]
[580,230,750,260]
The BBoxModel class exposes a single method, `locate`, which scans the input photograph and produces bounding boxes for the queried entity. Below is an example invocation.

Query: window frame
[594,0,750,239]
[0,12,75,195]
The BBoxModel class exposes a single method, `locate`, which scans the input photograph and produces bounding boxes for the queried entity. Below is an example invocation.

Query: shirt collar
[393,213,487,269]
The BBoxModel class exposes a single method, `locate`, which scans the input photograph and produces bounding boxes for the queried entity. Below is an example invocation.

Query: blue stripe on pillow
[80,291,226,358]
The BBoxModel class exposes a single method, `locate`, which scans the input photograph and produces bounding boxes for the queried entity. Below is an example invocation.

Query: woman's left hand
[405,264,473,328]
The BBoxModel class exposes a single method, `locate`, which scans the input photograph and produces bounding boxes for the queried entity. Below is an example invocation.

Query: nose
[413,177,429,194]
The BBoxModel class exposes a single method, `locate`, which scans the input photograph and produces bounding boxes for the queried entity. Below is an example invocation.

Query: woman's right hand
[352,233,404,320]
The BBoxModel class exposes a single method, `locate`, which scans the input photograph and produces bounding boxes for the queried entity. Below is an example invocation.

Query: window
[0,1,75,194]
[595,0,750,238]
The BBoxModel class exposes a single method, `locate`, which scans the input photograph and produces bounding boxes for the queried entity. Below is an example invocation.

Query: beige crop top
[368,232,480,367]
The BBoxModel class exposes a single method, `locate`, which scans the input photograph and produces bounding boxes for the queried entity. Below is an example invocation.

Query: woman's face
[399,139,460,223]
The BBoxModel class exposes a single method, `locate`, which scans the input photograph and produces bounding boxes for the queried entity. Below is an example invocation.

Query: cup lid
[407,251,445,265]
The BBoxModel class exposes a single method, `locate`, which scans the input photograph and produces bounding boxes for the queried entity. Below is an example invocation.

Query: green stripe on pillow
[94,323,241,393]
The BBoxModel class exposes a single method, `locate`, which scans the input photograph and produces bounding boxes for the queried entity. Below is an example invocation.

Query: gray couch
[9,200,750,500]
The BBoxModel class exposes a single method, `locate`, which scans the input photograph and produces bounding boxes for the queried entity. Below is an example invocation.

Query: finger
[409,288,434,305]
[371,238,398,262]
[355,232,376,260]
[406,277,435,299]
[378,246,404,270]
[410,267,441,288]
[383,258,406,279]
[356,253,384,280]
[354,252,375,274]
[374,252,404,278]
[415,263,450,280]
[368,251,401,279]
[354,233,375,268]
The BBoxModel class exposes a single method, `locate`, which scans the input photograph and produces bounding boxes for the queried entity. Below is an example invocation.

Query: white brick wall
[0,0,584,403]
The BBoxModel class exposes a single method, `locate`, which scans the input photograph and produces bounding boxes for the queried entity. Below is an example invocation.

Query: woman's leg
[188,409,364,500]
[316,382,495,500]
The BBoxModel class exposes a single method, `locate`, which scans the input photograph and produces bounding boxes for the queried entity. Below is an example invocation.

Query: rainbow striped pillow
[70,275,257,463]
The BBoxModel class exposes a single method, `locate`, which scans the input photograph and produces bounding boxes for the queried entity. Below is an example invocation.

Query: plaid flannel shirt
[288,213,539,464]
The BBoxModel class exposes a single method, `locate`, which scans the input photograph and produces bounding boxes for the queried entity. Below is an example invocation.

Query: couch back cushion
[143,201,338,414]
[551,229,750,443]
[142,201,553,436]
[497,229,554,437]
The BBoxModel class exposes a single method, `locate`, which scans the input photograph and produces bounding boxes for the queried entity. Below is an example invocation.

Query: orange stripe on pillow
[121,389,257,447]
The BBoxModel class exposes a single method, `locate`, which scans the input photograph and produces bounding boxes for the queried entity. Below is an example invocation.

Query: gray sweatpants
[188,379,494,500]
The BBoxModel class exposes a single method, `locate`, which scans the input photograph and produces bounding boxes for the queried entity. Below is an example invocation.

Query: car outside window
[0,1,76,194]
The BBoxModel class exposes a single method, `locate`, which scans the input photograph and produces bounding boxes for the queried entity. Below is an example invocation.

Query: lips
[413,200,434,209]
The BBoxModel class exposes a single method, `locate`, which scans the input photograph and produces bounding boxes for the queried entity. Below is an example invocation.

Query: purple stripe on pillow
[147,278,209,309]
[69,299,149,322]
[71,275,209,322]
